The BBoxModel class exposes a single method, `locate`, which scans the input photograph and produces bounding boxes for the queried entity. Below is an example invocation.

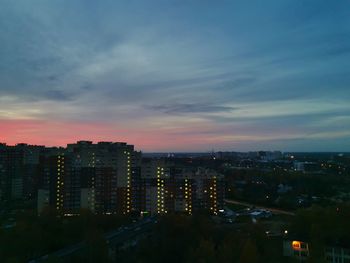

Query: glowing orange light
[292,241,301,249]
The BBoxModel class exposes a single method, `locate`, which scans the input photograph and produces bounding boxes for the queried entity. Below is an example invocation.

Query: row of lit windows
[157,166,165,214]
[184,178,192,215]
[126,152,131,213]
[56,155,65,210]
[210,178,218,215]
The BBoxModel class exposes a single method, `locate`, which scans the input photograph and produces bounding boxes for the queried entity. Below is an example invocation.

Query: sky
[0,0,350,152]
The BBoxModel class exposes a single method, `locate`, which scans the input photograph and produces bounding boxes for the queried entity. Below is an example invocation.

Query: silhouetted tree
[239,238,259,263]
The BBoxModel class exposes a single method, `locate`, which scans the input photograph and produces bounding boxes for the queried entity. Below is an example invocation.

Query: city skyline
[2,140,349,154]
[1,1,350,152]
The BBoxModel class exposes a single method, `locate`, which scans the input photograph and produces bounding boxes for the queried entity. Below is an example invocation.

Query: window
[300,243,307,249]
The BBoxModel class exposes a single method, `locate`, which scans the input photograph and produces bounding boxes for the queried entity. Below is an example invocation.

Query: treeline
[0,208,128,262]
[225,169,350,209]
[117,214,296,263]
[116,204,350,263]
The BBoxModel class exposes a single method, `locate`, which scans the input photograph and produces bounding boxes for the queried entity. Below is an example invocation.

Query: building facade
[1,141,225,216]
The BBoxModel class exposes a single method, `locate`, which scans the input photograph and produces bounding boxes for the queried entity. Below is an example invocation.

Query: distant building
[258,151,283,161]
[294,161,320,173]
[325,246,350,263]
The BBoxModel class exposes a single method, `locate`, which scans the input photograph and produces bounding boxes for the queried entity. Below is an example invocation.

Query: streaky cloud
[145,103,237,115]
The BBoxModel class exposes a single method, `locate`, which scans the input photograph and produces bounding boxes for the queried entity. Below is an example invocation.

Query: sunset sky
[1,0,350,152]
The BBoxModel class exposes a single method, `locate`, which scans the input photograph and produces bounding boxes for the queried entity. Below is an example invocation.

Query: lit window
[292,241,301,250]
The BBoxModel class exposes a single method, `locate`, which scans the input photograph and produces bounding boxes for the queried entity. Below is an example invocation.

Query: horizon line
[1,141,349,154]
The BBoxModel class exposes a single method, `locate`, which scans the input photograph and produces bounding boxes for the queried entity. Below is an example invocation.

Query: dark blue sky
[1,0,349,151]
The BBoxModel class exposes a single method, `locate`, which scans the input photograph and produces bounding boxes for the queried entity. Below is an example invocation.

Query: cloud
[0,0,350,151]
[44,90,74,101]
[145,103,237,115]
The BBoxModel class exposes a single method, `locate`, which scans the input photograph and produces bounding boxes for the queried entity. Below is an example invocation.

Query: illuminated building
[284,238,350,263]
[139,162,224,215]
[37,141,140,215]
[140,158,170,215]
[169,168,195,215]
[283,239,310,261]
[34,142,225,216]
[130,152,143,214]
[37,148,68,214]
[192,167,225,215]
[67,141,139,215]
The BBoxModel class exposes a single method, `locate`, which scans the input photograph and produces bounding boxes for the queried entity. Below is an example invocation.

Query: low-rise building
[283,239,310,261]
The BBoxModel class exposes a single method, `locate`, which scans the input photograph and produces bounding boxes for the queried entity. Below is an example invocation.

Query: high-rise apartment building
[139,159,224,215]
[37,141,141,215]
[2,141,224,216]
[0,143,44,201]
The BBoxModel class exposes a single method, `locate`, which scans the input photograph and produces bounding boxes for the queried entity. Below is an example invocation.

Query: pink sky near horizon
[0,119,229,152]
[2,117,349,152]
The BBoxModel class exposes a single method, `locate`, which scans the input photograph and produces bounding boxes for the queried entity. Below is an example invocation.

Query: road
[225,199,295,216]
